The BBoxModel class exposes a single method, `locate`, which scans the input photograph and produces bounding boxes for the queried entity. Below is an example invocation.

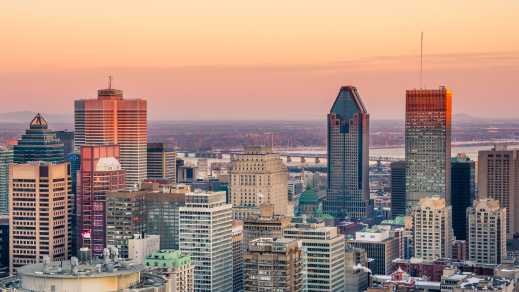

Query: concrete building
[243,204,291,245]
[467,198,507,265]
[230,146,289,220]
[390,161,406,219]
[9,162,71,273]
[144,249,194,292]
[147,143,176,184]
[412,197,453,261]
[77,145,126,257]
[478,145,519,238]
[232,221,243,292]
[74,83,147,190]
[406,87,452,207]
[324,86,370,219]
[347,225,400,275]
[179,191,233,292]
[345,246,370,292]
[451,154,476,241]
[128,234,160,265]
[244,238,304,292]
[0,146,13,215]
[284,222,345,292]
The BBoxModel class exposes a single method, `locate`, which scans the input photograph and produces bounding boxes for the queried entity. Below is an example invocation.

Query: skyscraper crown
[330,86,367,118]
[29,113,48,129]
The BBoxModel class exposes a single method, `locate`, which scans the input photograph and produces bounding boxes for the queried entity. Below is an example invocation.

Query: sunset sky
[1,1,518,120]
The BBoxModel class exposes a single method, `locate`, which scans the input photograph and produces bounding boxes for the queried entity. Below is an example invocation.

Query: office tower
[230,146,289,220]
[451,154,475,240]
[232,221,243,292]
[0,147,13,215]
[344,246,370,292]
[243,204,291,245]
[127,234,160,264]
[74,84,147,190]
[179,191,233,292]
[9,162,70,273]
[324,86,369,219]
[55,130,74,155]
[144,250,194,292]
[147,143,176,183]
[14,113,65,164]
[144,184,188,249]
[244,238,304,292]
[66,152,80,256]
[284,222,345,292]
[390,161,406,218]
[405,86,452,207]
[411,197,453,261]
[105,191,146,258]
[467,198,506,265]
[347,226,400,275]
[77,145,125,257]
[478,145,519,238]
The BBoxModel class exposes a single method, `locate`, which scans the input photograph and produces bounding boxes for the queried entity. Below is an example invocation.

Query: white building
[179,191,233,292]
[128,234,161,265]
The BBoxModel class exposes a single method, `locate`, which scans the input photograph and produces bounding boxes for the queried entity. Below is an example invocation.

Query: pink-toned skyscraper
[77,145,125,257]
[74,85,147,190]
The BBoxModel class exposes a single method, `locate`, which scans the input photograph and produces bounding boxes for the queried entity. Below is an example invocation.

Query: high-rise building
[144,250,194,292]
[467,198,507,265]
[105,190,146,258]
[14,113,65,164]
[179,191,233,292]
[232,221,244,292]
[478,145,519,238]
[0,147,13,215]
[347,225,400,275]
[74,84,147,190]
[9,162,71,273]
[451,154,475,241]
[243,204,291,245]
[284,222,345,292]
[230,146,289,220]
[244,238,304,292]
[405,87,452,207]
[147,143,176,183]
[390,161,406,219]
[77,145,126,257]
[55,130,74,155]
[411,197,453,261]
[324,86,369,219]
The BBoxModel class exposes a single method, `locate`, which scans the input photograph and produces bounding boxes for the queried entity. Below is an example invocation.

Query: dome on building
[95,157,122,171]
[29,113,48,129]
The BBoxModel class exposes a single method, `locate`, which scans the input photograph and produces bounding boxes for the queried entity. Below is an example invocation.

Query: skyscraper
[9,162,71,273]
[243,204,291,245]
[232,221,244,292]
[230,146,289,220]
[74,84,147,190]
[147,143,176,183]
[179,191,233,292]
[451,154,475,241]
[467,198,506,265]
[390,161,406,219]
[324,86,369,219]
[14,113,65,164]
[0,147,13,215]
[55,130,74,155]
[77,145,126,257]
[478,145,519,238]
[411,197,453,261]
[405,86,452,207]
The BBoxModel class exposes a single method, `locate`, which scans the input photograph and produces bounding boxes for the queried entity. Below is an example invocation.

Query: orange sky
[1,1,518,120]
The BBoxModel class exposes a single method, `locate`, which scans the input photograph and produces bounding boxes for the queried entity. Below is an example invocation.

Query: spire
[29,113,48,129]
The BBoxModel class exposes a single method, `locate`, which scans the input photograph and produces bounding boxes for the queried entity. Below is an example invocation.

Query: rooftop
[144,250,192,269]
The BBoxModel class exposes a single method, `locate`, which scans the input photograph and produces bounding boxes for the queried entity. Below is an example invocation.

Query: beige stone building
[230,146,289,220]
[243,204,291,245]
[9,162,71,274]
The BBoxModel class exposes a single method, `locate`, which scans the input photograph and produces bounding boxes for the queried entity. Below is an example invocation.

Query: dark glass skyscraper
[14,113,65,163]
[451,154,475,241]
[390,161,406,218]
[324,86,369,219]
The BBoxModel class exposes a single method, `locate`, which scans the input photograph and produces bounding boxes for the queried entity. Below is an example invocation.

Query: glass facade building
[451,154,475,241]
[390,161,406,218]
[324,86,369,219]
[405,87,452,207]
[0,147,13,216]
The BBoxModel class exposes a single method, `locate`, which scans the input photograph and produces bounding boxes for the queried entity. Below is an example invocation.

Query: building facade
[243,204,291,245]
[232,221,244,292]
[9,162,71,273]
[230,146,289,220]
[390,161,406,219]
[325,86,369,219]
[405,87,452,207]
[451,154,475,241]
[147,143,176,183]
[467,198,507,265]
[244,238,304,292]
[411,197,453,261]
[74,85,147,190]
[179,191,233,292]
[144,250,194,292]
[0,147,13,215]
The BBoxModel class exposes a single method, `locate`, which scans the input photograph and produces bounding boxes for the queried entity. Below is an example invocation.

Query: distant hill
[0,111,72,124]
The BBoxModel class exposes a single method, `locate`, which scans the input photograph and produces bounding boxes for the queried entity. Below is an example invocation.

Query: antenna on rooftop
[420,32,424,88]
[108,75,113,89]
